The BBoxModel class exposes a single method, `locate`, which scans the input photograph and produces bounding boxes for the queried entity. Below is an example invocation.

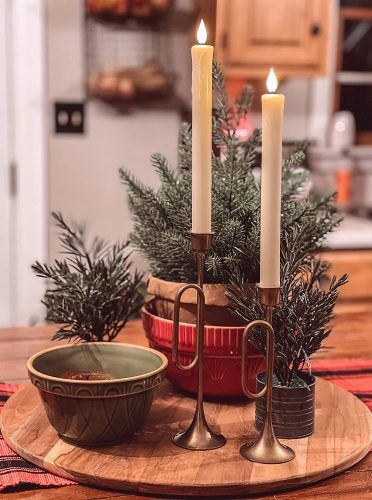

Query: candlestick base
[172,406,226,451]
[240,286,295,464]
[240,421,295,464]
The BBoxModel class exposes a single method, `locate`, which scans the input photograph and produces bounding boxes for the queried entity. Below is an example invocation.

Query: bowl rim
[142,302,245,331]
[27,342,168,384]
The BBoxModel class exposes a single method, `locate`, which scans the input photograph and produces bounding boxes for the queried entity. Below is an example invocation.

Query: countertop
[326,214,372,249]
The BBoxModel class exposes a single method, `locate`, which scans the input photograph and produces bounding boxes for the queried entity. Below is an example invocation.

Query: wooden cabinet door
[217,0,329,77]
[322,250,372,301]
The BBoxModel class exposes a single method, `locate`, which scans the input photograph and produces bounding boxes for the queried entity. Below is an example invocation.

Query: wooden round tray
[1,378,371,496]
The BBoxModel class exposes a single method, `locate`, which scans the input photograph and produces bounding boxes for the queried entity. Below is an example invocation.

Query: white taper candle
[191,19,213,234]
[260,69,285,288]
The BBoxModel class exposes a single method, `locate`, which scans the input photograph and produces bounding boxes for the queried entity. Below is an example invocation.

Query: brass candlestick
[171,233,226,451]
[240,286,295,464]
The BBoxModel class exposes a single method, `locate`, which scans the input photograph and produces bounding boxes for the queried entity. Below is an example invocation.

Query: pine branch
[227,267,348,386]
[179,122,192,171]
[32,214,144,342]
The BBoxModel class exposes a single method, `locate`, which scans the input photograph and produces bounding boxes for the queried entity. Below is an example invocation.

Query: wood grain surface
[1,377,371,497]
[2,310,372,385]
[1,307,372,498]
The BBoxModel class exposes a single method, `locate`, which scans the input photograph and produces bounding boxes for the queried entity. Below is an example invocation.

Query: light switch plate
[54,102,85,134]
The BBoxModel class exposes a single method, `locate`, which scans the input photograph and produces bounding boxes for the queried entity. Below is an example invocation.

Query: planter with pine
[120,62,346,403]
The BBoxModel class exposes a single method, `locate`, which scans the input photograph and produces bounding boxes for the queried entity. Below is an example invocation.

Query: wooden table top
[1,307,372,499]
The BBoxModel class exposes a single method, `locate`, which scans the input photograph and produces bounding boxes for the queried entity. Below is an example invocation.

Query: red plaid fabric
[311,358,372,411]
[0,382,75,492]
[0,359,371,492]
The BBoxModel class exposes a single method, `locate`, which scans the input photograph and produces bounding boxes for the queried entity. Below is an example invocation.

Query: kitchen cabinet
[335,7,372,145]
[215,0,331,80]
[322,249,372,301]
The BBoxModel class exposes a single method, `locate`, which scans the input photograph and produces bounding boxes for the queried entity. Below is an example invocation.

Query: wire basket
[85,1,179,106]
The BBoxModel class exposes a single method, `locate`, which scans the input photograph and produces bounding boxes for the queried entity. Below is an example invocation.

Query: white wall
[0,0,12,326]
[0,0,47,327]
[46,0,183,269]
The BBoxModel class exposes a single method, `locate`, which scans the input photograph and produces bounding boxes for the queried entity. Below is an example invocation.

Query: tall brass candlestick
[172,233,226,450]
[240,287,295,464]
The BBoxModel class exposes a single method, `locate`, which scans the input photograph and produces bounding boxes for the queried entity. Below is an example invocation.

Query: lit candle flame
[197,19,207,44]
[266,68,278,93]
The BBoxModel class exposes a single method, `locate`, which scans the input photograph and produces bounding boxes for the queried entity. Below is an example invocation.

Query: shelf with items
[84,0,196,112]
[86,1,197,33]
[87,62,175,103]
[335,7,372,145]
[88,86,190,117]
[337,72,372,85]
[85,0,174,25]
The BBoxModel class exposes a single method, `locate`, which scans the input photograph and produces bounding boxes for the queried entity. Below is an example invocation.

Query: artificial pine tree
[120,61,347,386]
[120,61,339,286]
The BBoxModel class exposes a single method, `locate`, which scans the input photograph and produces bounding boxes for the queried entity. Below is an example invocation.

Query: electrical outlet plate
[55,102,85,134]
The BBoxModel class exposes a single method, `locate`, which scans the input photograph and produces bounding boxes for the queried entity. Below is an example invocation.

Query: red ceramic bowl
[141,301,265,397]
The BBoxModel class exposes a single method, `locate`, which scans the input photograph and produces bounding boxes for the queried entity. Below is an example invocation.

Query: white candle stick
[191,19,213,234]
[260,69,285,289]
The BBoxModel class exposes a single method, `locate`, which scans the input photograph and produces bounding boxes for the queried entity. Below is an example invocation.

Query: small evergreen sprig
[227,265,348,386]
[32,212,144,342]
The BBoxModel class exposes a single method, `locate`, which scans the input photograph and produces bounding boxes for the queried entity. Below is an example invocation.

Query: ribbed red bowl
[141,301,265,397]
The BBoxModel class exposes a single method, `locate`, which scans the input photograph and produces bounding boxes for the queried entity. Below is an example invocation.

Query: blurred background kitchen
[1,0,371,327]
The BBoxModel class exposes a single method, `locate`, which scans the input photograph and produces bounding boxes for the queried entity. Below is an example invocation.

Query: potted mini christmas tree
[120,62,345,400]
[227,263,346,438]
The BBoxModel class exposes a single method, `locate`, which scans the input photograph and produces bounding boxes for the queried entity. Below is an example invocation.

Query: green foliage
[227,265,348,386]
[32,212,144,342]
[120,61,341,285]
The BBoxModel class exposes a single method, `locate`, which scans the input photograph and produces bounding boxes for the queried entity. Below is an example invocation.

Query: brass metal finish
[172,233,226,451]
[258,287,280,307]
[240,288,295,464]
[190,233,212,253]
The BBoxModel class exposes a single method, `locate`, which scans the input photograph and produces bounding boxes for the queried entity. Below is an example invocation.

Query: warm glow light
[266,68,278,93]
[197,19,207,44]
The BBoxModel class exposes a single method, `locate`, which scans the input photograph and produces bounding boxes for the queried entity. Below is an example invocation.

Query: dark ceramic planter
[27,342,167,446]
[255,371,316,439]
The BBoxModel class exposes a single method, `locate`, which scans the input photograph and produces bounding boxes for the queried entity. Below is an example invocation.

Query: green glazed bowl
[27,342,168,446]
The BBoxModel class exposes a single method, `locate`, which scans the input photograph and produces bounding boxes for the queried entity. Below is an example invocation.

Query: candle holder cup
[171,232,226,451]
[240,286,295,464]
